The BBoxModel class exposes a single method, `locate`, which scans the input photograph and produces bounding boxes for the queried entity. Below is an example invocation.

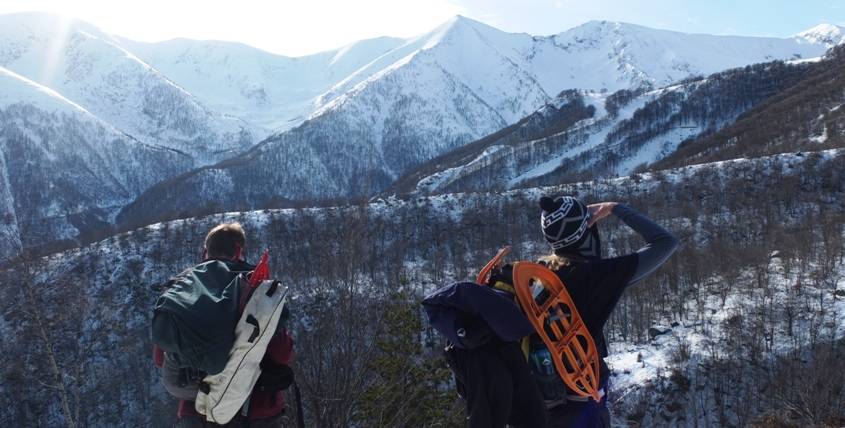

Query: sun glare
[0,0,464,56]
[38,13,76,84]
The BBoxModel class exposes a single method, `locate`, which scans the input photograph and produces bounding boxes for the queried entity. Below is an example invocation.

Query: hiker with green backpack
[152,223,294,427]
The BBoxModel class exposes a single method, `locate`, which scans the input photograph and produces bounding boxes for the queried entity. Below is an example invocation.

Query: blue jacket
[422,282,534,349]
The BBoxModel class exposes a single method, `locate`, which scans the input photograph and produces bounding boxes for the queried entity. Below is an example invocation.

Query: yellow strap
[521,336,530,360]
[492,281,515,294]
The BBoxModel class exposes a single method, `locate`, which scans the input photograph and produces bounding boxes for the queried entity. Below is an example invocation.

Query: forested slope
[654,45,845,170]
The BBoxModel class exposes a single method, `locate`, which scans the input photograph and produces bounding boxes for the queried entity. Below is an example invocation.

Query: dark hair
[204,223,246,259]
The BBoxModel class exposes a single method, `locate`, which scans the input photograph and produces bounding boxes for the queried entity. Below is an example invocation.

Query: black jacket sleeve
[612,204,679,286]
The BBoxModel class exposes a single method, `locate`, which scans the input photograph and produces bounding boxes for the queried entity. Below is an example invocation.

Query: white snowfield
[120,36,407,133]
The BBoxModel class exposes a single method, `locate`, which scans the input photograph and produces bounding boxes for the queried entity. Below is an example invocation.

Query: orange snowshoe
[511,262,602,402]
[476,246,511,285]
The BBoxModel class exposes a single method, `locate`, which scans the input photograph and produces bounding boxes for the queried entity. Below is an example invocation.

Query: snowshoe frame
[511,262,602,402]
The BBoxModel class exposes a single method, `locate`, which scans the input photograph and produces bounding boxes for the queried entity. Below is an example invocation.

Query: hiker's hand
[587,202,618,227]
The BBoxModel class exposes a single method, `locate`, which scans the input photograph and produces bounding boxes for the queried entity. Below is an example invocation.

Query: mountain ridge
[387,43,845,196]
[113,15,839,228]
[2,11,843,260]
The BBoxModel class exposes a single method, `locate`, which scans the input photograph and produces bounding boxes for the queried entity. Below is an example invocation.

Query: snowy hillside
[390,57,820,195]
[114,17,842,229]
[314,17,551,126]
[0,13,256,162]
[395,42,845,196]
[0,66,192,260]
[2,147,842,426]
[656,44,845,169]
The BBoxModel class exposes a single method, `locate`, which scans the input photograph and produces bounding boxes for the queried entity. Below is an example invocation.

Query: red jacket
[153,328,294,421]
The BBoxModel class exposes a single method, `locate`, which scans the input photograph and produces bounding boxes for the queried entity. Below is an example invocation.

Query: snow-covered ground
[606,256,845,406]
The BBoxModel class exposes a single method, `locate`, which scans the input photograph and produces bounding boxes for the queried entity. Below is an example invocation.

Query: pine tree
[356,291,463,427]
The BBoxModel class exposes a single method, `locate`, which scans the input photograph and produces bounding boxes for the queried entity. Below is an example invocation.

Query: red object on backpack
[249,250,270,288]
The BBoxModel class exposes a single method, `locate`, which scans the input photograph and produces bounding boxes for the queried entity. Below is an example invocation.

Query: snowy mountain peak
[0,12,113,49]
[574,20,634,31]
[420,15,521,49]
[796,23,845,47]
[440,15,496,32]
[563,20,653,38]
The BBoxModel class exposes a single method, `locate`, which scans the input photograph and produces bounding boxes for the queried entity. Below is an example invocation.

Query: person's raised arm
[589,202,679,286]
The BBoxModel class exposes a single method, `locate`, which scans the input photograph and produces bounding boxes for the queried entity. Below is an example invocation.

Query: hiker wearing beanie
[532,196,679,428]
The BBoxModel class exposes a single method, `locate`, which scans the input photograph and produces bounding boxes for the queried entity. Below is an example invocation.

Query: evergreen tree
[356,291,463,427]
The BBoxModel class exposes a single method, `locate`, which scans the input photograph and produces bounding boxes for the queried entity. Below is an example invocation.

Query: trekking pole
[293,381,305,428]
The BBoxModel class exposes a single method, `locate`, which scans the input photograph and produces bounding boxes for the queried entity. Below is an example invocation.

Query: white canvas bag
[195,279,288,424]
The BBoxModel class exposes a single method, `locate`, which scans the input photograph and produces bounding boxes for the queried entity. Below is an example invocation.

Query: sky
[0,0,843,56]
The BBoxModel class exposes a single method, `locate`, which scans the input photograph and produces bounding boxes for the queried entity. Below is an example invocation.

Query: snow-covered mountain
[0,13,256,162]
[0,66,192,260]
[391,54,833,195]
[4,13,831,150]
[2,12,843,258]
[796,23,845,48]
[534,20,829,91]
[120,36,406,132]
[114,17,841,228]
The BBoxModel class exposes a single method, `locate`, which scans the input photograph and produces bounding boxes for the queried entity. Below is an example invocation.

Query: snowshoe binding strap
[512,262,602,402]
[476,246,511,285]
